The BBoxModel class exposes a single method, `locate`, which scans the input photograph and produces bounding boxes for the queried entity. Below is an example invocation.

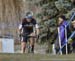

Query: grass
[0,53,75,61]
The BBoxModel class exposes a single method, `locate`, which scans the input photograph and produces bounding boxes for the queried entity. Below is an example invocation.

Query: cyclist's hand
[30,33,36,37]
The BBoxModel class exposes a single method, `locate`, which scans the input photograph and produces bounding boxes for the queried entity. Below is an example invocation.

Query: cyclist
[19,12,39,53]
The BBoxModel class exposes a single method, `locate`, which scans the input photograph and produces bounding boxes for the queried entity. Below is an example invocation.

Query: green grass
[0,53,75,61]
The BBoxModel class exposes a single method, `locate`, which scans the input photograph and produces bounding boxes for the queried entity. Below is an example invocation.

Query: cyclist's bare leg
[29,37,35,53]
[21,42,26,53]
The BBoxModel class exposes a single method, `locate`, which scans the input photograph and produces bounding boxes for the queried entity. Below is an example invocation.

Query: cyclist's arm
[32,19,40,36]
[35,24,40,36]
[18,24,22,35]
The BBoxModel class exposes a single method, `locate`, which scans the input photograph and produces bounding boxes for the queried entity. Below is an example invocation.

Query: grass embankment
[0,53,75,61]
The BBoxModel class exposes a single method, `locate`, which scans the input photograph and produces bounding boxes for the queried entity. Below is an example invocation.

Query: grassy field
[0,53,75,61]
